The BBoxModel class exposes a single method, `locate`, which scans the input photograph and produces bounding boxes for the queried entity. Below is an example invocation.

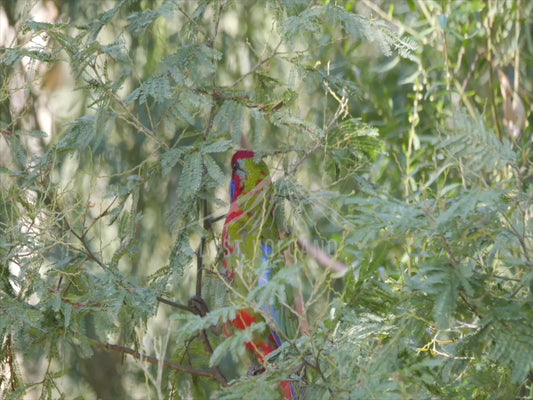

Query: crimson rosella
[221,150,296,399]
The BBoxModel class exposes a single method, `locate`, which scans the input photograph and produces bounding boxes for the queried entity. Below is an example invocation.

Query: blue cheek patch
[230,178,236,202]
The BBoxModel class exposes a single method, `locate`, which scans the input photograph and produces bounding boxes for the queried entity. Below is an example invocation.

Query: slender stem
[486,2,503,140]
[63,216,107,271]
[513,0,520,95]
[6,335,18,391]
[87,338,228,386]
[229,40,283,88]
[361,0,418,37]
[157,296,196,313]
[195,0,226,297]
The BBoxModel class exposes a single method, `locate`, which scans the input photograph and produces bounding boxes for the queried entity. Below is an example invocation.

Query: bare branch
[87,338,228,386]
[156,296,196,313]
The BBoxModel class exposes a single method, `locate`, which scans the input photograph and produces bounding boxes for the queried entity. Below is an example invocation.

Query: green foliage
[1,0,532,399]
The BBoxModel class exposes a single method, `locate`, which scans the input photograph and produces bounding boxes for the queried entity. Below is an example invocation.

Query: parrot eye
[233,161,243,173]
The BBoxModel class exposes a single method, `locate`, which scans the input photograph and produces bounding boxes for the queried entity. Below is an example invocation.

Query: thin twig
[63,216,107,271]
[82,196,119,240]
[90,65,168,150]
[195,0,226,298]
[186,296,227,383]
[177,6,208,38]
[208,0,227,49]
[229,39,283,88]
[485,3,503,140]
[196,201,208,297]
[156,296,196,313]
[361,0,418,37]
[6,335,18,391]
[87,338,228,386]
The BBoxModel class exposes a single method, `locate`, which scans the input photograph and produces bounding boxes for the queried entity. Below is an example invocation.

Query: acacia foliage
[0,0,532,399]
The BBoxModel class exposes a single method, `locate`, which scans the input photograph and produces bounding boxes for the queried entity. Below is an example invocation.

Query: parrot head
[229,150,271,203]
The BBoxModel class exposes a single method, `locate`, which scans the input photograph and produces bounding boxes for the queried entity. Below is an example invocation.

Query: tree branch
[196,200,208,298]
[63,216,108,272]
[156,296,196,313]
[229,39,283,89]
[87,338,228,386]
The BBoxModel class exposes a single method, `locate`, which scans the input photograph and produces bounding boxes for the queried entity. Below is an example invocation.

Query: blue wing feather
[260,241,282,347]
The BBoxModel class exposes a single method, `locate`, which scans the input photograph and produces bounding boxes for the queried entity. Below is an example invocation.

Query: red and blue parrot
[222,150,296,399]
